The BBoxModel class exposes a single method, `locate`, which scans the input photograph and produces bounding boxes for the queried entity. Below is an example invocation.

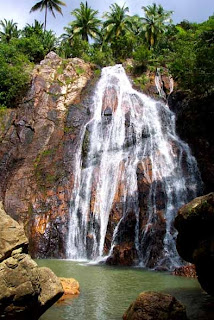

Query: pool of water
[37,259,214,320]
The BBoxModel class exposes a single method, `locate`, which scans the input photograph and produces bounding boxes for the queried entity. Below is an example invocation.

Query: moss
[94,69,101,77]
[75,66,85,76]
[64,125,76,133]
[34,148,56,169]
[65,77,74,86]
[57,66,64,75]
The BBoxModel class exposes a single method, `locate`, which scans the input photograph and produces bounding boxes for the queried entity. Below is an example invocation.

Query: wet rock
[106,243,137,266]
[104,107,112,116]
[0,202,64,319]
[172,264,197,278]
[123,291,188,320]
[169,91,214,194]
[59,277,80,299]
[175,193,214,295]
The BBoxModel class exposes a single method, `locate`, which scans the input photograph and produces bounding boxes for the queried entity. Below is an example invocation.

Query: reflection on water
[37,260,214,320]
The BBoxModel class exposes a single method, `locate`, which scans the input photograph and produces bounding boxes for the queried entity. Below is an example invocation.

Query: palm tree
[70,2,101,42]
[22,20,44,38]
[0,19,19,43]
[103,3,131,42]
[142,3,173,48]
[128,15,143,37]
[30,0,66,31]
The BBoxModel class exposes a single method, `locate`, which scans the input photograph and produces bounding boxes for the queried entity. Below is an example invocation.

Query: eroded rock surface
[123,291,187,320]
[0,52,94,257]
[175,192,214,295]
[0,202,64,319]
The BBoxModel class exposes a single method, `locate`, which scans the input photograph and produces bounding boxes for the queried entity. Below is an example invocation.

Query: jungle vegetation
[0,1,213,108]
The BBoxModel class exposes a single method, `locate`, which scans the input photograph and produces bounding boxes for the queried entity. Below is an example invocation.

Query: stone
[59,277,80,300]
[123,291,188,320]
[0,202,28,262]
[172,264,197,278]
[174,192,214,295]
[0,203,64,319]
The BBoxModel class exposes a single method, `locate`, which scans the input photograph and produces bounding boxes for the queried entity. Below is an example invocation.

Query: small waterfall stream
[66,65,201,270]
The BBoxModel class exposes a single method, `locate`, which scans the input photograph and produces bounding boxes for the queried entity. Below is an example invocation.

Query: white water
[66,65,201,270]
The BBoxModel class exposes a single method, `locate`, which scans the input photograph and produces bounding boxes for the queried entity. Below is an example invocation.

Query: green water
[37,259,214,320]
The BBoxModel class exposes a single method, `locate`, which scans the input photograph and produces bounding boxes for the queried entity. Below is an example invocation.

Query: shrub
[0,43,32,108]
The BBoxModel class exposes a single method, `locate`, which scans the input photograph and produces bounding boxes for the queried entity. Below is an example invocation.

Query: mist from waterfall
[66,65,201,270]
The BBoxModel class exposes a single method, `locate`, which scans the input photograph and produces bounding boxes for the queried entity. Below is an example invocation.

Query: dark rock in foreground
[175,192,214,295]
[123,291,187,320]
[0,202,64,319]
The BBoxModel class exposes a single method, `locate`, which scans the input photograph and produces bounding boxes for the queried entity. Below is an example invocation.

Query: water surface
[37,259,214,320]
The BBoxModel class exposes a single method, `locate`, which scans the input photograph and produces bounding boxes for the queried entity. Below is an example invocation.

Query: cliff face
[0,55,212,267]
[168,92,214,194]
[0,52,94,258]
[175,193,214,295]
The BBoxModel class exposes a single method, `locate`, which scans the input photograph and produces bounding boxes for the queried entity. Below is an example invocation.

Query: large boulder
[58,277,80,301]
[174,192,214,295]
[0,202,28,261]
[0,202,64,319]
[123,291,187,320]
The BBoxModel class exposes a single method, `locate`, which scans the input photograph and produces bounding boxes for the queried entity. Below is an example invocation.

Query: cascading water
[66,65,201,270]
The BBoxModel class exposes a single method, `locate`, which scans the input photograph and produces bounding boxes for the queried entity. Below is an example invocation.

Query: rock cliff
[168,92,214,194]
[175,193,214,295]
[0,52,94,257]
[0,202,63,319]
[0,54,211,269]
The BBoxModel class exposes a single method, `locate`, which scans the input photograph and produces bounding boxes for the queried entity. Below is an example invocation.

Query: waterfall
[66,65,201,270]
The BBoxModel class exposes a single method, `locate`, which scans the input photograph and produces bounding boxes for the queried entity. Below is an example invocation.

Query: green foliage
[133,45,152,68]
[163,15,214,94]
[141,3,173,48]
[103,3,131,42]
[0,43,32,108]
[90,46,114,67]
[70,1,101,42]
[11,36,45,63]
[0,19,20,43]
[133,74,149,90]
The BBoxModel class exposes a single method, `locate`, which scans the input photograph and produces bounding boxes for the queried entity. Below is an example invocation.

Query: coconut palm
[0,19,19,43]
[142,3,173,48]
[128,15,143,37]
[30,0,66,31]
[22,20,44,38]
[70,1,101,42]
[60,26,75,45]
[103,3,131,42]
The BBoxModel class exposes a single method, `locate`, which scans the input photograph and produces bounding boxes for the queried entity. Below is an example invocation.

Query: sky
[0,0,213,35]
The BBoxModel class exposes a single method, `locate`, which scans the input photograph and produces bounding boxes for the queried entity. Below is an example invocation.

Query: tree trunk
[44,6,48,31]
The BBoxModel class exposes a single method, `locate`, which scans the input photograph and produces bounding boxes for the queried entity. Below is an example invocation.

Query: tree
[0,19,19,43]
[30,0,66,31]
[142,3,173,48]
[0,43,31,108]
[22,20,44,38]
[103,3,131,42]
[70,1,101,42]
